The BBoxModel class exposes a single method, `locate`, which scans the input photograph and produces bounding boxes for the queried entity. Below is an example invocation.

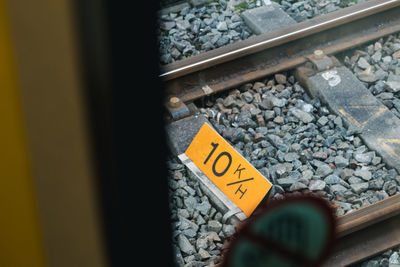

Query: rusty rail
[163,0,400,265]
[325,194,400,266]
[213,194,400,266]
[161,0,400,104]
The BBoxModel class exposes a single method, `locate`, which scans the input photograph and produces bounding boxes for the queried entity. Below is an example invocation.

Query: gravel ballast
[167,70,400,266]
[343,33,400,119]
[158,0,255,64]
[340,32,400,267]
[158,0,366,65]
[357,246,400,267]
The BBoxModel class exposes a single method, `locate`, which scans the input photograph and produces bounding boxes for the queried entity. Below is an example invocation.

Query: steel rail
[162,0,400,103]
[163,1,400,265]
[325,194,400,266]
[160,0,397,80]
[212,194,400,267]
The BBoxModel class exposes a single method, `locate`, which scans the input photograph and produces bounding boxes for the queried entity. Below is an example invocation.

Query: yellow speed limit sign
[185,122,272,216]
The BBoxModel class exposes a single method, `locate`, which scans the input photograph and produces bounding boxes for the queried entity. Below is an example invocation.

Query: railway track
[161,0,400,103]
[328,193,400,266]
[163,0,400,266]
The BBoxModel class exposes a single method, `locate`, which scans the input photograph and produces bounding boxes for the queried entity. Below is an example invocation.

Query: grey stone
[176,19,191,31]
[275,74,287,84]
[222,224,235,237]
[371,156,382,165]
[330,184,348,194]
[158,2,191,15]
[185,14,196,22]
[197,248,211,260]
[357,71,378,83]
[334,116,343,127]
[170,47,181,59]
[160,21,176,31]
[393,98,400,113]
[377,92,393,100]
[385,80,400,93]
[223,95,236,107]
[189,0,213,6]
[229,21,242,29]
[354,152,375,164]
[184,185,196,196]
[178,208,190,218]
[242,91,254,103]
[324,174,350,188]
[264,110,275,120]
[298,101,314,113]
[252,159,266,168]
[350,182,369,194]
[268,96,287,108]
[182,228,197,238]
[195,235,209,250]
[273,163,288,177]
[277,178,296,187]
[374,41,382,51]
[348,176,363,184]
[315,164,333,177]
[289,181,307,191]
[375,190,389,201]
[353,169,372,181]
[335,155,349,168]
[216,21,228,31]
[157,0,256,65]
[223,127,246,143]
[241,3,296,35]
[382,55,392,64]
[291,108,314,123]
[353,137,362,147]
[371,51,382,62]
[259,98,273,110]
[389,251,400,265]
[290,169,303,181]
[196,215,206,226]
[334,200,352,211]
[207,220,222,232]
[308,180,326,191]
[284,152,299,162]
[196,200,212,216]
[253,132,265,142]
[184,196,198,211]
[271,184,285,196]
[317,116,329,126]
[302,169,314,180]
[387,169,398,180]
[267,134,288,152]
[237,110,257,129]
[357,57,370,69]
[179,216,199,233]
[313,151,328,160]
[213,212,222,222]
[374,68,388,80]
[383,180,397,196]
[255,126,269,135]
[392,43,400,52]
[178,234,195,255]
[394,50,400,59]
[206,231,221,242]
[274,116,284,125]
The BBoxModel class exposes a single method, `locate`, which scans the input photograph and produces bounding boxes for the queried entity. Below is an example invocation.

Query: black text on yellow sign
[185,123,272,216]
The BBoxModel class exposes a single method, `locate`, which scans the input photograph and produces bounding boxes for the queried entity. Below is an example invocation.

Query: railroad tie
[296,63,400,173]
